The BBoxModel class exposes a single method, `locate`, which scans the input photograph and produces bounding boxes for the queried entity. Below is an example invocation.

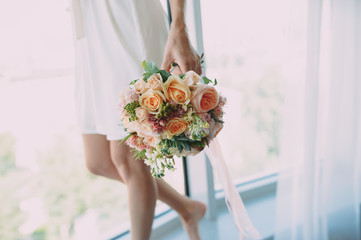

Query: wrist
[170,18,186,32]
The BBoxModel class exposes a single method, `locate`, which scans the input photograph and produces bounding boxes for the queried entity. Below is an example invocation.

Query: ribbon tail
[205,139,263,240]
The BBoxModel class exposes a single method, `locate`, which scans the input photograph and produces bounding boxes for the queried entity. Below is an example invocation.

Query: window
[200,0,287,186]
[0,1,184,239]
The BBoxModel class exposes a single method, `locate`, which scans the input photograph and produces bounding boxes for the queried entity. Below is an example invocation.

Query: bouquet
[119,61,226,178]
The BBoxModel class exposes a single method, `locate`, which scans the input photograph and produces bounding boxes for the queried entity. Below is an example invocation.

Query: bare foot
[180,200,207,240]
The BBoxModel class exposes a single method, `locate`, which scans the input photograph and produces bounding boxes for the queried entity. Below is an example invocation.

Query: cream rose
[135,107,149,122]
[143,135,161,148]
[138,122,154,137]
[139,89,166,114]
[123,117,140,132]
[190,83,219,113]
[183,71,201,86]
[119,90,127,108]
[165,117,188,138]
[162,75,191,105]
[134,78,148,94]
[146,73,163,91]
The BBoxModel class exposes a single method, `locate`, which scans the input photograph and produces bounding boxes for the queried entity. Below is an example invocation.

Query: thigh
[109,141,151,181]
[82,134,122,181]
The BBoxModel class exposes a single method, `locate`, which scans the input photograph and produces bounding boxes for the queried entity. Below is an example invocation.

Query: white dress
[70,0,168,140]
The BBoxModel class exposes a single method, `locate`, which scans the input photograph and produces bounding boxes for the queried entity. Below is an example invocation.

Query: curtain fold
[274,0,361,239]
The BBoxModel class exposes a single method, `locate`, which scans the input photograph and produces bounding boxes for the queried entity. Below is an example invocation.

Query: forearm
[162,0,201,74]
[168,0,186,31]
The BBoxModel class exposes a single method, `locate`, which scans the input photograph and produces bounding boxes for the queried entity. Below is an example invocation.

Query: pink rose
[125,135,139,148]
[143,135,161,148]
[190,83,219,113]
[138,121,155,138]
[125,88,139,103]
[208,122,223,140]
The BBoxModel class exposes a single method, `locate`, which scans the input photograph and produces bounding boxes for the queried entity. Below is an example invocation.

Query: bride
[71,0,205,239]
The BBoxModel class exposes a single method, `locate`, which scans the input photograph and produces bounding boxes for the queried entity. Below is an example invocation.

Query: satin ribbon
[205,139,262,240]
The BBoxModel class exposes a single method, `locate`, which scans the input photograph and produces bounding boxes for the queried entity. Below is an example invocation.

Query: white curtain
[274,0,361,239]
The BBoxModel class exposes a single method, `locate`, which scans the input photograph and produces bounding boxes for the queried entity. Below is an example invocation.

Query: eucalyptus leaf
[202,76,213,84]
[143,72,152,81]
[143,61,159,74]
[157,70,171,82]
[214,78,218,86]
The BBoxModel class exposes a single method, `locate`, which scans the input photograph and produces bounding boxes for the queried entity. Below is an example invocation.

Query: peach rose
[139,89,166,114]
[165,117,188,138]
[190,83,219,113]
[146,73,163,91]
[134,78,148,94]
[182,71,201,86]
[143,135,161,148]
[135,107,149,122]
[162,75,191,105]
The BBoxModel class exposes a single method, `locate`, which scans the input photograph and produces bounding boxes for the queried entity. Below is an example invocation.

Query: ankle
[179,199,205,221]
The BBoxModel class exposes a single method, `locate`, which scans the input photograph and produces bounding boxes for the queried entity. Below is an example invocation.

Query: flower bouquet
[119,61,226,178]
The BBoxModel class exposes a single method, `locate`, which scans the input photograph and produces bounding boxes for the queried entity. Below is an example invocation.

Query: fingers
[170,65,182,75]
[161,54,173,71]
[195,54,202,75]
[178,55,202,74]
[162,52,202,75]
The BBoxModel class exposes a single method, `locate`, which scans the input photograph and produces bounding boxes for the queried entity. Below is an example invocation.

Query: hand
[161,24,202,75]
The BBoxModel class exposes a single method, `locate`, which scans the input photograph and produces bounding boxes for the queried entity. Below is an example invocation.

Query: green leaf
[202,76,213,84]
[120,132,136,143]
[157,70,171,82]
[143,72,152,81]
[177,144,183,153]
[183,142,191,151]
[214,78,218,86]
[204,137,209,147]
[129,79,138,85]
[200,53,205,64]
[179,74,185,79]
[131,149,147,160]
[142,61,159,74]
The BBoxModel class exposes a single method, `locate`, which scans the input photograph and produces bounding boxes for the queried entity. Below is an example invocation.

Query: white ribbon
[205,139,262,240]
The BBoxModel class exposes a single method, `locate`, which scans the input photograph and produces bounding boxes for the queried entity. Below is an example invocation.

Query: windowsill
[110,172,278,240]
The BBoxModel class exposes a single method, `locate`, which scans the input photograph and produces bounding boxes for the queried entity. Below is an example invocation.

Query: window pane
[200,0,288,184]
[0,0,184,239]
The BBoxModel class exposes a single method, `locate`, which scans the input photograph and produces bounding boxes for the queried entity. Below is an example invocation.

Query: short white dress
[70,0,168,140]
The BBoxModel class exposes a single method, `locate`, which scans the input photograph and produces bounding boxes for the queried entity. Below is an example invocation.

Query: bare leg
[82,134,206,240]
[109,141,157,240]
[156,179,206,240]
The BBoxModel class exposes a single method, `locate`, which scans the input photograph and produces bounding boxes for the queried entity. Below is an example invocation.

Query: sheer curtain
[274,0,361,239]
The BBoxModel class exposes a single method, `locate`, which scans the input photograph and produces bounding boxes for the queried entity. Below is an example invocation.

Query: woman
[71,0,206,239]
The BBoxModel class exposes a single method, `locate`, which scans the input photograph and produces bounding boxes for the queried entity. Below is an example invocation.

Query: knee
[110,152,147,183]
[85,157,103,176]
